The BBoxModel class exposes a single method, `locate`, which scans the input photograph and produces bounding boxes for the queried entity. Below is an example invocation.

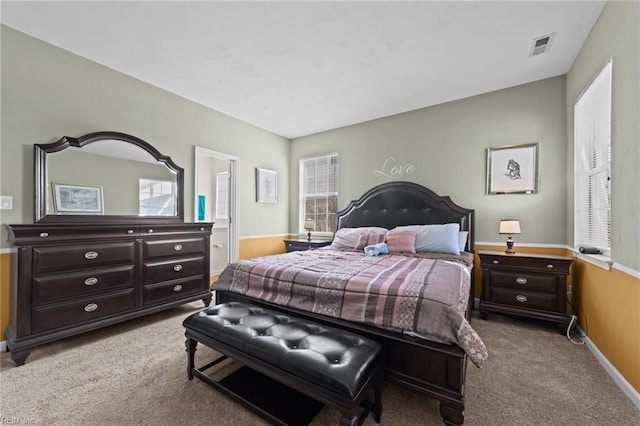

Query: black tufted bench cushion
[183,302,384,425]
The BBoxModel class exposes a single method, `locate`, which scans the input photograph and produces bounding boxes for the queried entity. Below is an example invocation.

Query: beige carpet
[1,302,638,425]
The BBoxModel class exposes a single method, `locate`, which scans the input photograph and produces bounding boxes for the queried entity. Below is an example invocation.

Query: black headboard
[335,181,475,251]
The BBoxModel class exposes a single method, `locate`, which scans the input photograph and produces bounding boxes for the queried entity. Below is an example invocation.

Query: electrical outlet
[0,195,13,210]
[567,285,573,299]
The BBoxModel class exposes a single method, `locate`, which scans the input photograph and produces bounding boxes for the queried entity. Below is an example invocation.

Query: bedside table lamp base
[505,236,515,254]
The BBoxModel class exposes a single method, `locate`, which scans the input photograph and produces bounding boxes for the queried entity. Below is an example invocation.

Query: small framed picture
[53,183,104,214]
[255,168,278,203]
[486,143,539,194]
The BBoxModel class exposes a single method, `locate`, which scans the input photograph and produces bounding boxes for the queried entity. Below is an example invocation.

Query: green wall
[566,0,640,271]
[290,76,568,245]
[0,26,290,245]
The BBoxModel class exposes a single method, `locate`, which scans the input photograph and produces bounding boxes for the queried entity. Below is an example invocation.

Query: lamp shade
[304,219,315,230]
[499,219,521,235]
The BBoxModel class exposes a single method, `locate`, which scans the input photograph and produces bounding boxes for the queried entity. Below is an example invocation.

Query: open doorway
[194,147,239,275]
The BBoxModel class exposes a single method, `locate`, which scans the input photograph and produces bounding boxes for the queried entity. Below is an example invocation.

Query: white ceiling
[1,1,606,139]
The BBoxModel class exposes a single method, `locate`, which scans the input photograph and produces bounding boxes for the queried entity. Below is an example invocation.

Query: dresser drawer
[143,237,206,260]
[142,276,208,306]
[481,254,571,274]
[490,288,557,312]
[489,271,556,293]
[33,242,136,274]
[32,265,135,304]
[32,289,136,333]
[142,256,205,284]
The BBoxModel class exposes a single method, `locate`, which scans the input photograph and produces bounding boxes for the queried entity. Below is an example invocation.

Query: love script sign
[373,157,416,178]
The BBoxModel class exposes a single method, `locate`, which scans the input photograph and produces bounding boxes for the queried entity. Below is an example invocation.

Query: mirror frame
[35,131,184,223]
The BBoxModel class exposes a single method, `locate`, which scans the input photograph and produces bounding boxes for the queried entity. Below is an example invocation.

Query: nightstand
[478,250,573,328]
[284,239,332,252]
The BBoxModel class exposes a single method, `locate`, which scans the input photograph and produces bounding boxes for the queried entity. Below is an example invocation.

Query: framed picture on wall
[53,183,104,214]
[486,143,539,194]
[256,167,277,203]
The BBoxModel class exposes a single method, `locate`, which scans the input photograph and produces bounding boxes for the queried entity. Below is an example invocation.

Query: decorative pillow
[354,232,386,250]
[385,230,417,254]
[330,227,388,249]
[458,231,469,252]
[393,223,461,255]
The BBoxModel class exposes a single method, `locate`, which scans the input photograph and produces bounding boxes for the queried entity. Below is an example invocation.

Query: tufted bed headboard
[335,181,475,252]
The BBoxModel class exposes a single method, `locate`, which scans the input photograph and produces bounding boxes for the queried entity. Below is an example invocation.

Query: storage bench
[183,302,384,425]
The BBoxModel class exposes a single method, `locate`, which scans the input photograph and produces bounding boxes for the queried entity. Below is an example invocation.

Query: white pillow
[458,231,469,252]
[393,223,461,255]
[330,227,388,249]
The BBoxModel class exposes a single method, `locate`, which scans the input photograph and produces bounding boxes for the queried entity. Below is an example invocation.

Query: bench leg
[185,337,197,380]
[373,378,383,423]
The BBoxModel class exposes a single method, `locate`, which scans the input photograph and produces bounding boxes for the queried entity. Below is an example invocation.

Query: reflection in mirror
[35,132,184,222]
[47,141,177,216]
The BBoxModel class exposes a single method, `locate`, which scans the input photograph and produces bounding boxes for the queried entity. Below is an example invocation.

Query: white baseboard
[1,340,6,352]
[578,326,640,410]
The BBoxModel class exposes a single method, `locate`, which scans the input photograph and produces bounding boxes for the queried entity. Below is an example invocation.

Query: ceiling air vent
[529,33,555,57]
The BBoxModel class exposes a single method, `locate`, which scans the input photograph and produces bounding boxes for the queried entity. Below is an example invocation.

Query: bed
[214,181,486,426]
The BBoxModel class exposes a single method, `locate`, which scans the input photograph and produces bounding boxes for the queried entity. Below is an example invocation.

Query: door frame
[194,146,239,266]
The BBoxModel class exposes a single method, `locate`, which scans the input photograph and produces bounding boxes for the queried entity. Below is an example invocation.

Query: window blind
[574,61,612,252]
[300,153,338,234]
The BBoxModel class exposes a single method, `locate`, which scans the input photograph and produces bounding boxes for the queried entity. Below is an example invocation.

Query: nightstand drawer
[481,254,571,274]
[284,239,332,252]
[490,271,556,293]
[490,288,557,311]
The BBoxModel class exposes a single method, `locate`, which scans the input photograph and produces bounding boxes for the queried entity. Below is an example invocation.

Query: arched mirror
[35,131,184,223]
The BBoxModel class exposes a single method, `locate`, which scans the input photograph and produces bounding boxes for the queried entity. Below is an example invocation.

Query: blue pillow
[364,243,389,256]
[393,223,461,255]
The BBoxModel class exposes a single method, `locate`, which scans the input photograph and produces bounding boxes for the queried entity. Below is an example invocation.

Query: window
[216,172,229,220]
[574,60,612,254]
[139,178,176,216]
[300,153,338,234]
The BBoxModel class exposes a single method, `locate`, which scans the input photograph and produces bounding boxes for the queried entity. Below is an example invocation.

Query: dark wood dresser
[283,239,332,252]
[5,222,213,365]
[478,250,573,328]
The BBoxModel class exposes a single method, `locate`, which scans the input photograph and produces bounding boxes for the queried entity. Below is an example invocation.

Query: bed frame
[216,181,475,426]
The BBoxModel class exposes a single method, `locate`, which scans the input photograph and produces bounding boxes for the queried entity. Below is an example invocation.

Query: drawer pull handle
[173,285,183,292]
[546,264,554,269]
[127,229,134,234]
[84,277,99,286]
[173,264,183,272]
[515,295,528,303]
[515,277,528,285]
[492,260,499,264]
[200,227,204,231]
[84,251,99,260]
[147,229,154,233]
[39,232,49,238]
[173,244,183,251]
[84,303,98,312]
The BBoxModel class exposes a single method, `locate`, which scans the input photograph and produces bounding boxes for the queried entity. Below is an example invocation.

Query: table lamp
[499,219,521,254]
[304,219,314,242]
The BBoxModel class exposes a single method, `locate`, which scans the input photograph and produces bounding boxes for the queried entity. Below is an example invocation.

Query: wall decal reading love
[373,157,416,178]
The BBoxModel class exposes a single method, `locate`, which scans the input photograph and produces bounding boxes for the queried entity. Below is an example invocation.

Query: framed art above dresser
[5,131,213,366]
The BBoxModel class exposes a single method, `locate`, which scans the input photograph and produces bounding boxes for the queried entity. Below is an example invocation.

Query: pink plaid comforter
[214,247,487,367]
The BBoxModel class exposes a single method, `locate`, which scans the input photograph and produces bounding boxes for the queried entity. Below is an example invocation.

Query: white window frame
[299,153,339,237]
[574,60,612,256]
[215,171,229,220]
[139,178,176,216]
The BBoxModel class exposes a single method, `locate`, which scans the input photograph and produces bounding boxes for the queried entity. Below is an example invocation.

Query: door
[194,147,239,276]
